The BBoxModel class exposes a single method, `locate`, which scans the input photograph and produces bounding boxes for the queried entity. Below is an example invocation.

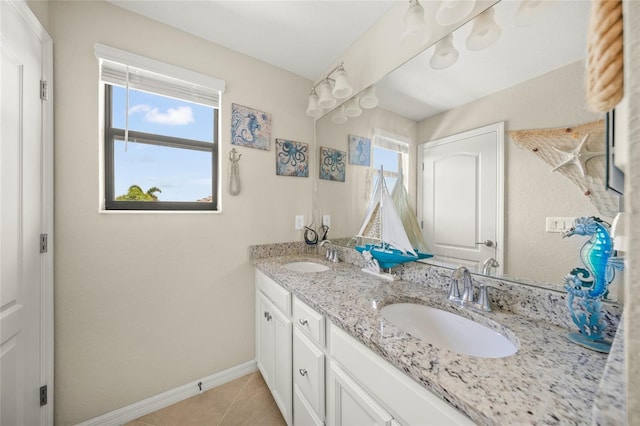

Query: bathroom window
[370,129,410,195]
[96,44,225,211]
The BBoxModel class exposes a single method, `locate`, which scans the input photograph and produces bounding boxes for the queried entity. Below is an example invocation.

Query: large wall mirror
[314,0,624,300]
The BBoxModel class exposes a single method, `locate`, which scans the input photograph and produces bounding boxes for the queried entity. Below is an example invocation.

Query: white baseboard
[76,360,257,426]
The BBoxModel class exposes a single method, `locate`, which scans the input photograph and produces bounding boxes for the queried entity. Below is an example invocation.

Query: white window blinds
[95,43,225,108]
[372,128,411,154]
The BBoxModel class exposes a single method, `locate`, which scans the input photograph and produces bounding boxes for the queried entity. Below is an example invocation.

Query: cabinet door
[327,363,393,426]
[271,303,293,425]
[257,292,275,385]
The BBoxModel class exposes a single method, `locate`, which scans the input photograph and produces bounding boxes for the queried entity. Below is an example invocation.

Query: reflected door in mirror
[419,123,503,271]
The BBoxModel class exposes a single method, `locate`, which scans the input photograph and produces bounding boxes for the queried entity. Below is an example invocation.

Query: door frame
[417,122,504,272]
[9,2,55,424]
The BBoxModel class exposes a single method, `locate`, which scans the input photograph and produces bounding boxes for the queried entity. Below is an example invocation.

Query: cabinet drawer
[294,328,325,420]
[293,297,325,347]
[256,269,291,315]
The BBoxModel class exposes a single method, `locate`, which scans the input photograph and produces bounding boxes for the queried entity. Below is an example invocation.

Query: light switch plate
[322,214,331,227]
[295,215,304,230]
[545,217,575,233]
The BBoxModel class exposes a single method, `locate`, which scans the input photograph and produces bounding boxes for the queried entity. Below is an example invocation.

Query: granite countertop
[253,253,611,426]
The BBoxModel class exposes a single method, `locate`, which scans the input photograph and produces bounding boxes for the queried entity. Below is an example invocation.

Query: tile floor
[125,371,286,426]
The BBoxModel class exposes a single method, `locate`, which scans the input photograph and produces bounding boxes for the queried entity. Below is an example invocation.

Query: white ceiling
[105,0,397,81]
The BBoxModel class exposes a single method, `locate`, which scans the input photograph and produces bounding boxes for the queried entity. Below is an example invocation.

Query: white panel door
[1,2,48,425]
[419,123,504,271]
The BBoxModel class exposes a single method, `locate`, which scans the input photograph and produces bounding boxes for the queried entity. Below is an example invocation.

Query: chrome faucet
[319,240,338,262]
[481,258,500,276]
[449,266,496,312]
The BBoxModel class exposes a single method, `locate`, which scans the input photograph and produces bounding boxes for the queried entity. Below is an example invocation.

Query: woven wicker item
[509,120,619,218]
[586,0,624,112]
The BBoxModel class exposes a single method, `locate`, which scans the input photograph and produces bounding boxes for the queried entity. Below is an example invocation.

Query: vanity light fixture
[359,85,379,109]
[305,62,353,117]
[316,78,336,109]
[402,0,430,43]
[429,33,459,69]
[332,67,353,99]
[305,89,323,118]
[436,0,476,26]
[331,105,348,124]
[466,7,501,51]
[344,96,363,118]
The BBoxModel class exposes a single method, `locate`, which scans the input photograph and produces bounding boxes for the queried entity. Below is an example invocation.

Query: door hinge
[40,234,48,253]
[40,80,48,101]
[421,220,423,229]
[422,162,424,171]
[40,385,48,406]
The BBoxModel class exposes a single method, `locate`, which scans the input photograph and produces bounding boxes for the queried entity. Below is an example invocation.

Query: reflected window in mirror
[370,129,410,196]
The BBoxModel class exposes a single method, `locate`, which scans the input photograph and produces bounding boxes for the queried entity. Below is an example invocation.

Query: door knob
[299,319,308,326]
[299,369,308,376]
[475,240,495,248]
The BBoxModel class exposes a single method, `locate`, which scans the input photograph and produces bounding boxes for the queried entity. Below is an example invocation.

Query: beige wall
[315,107,418,238]
[417,60,613,287]
[48,1,314,423]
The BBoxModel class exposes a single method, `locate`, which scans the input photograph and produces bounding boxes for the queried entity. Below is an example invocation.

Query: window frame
[103,84,219,211]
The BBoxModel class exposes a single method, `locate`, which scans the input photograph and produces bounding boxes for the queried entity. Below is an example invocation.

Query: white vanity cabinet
[255,267,473,426]
[256,270,293,425]
[328,324,475,426]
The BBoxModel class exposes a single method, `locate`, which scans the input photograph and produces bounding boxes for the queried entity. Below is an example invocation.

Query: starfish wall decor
[509,120,620,218]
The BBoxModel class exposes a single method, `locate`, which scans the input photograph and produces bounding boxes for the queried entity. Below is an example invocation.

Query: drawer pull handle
[299,319,308,326]
[299,368,308,376]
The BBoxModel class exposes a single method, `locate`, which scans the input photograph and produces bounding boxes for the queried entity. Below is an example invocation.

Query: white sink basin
[283,261,330,273]
[380,303,517,358]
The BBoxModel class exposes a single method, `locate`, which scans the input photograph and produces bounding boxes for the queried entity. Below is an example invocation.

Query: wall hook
[229,148,242,196]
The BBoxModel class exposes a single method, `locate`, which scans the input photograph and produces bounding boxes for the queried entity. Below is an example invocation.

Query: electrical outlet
[322,214,331,227]
[295,215,304,230]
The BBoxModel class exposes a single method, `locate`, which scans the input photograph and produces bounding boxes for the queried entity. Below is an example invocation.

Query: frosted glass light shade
[436,0,476,26]
[331,105,347,124]
[344,96,362,118]
[306,91,323,118]
[466,8,501,51]
[514,0,545,27]
[359,86,379,109]
[430,34,459,70]
[317,79,336,109]
[402,0,429,42]
[332,69,353,99]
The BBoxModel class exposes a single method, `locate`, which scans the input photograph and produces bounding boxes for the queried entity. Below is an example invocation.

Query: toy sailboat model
[355,167,432,280]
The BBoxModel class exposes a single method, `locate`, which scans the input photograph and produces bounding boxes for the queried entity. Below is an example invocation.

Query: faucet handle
[475,283,506,312]
[476,284,492,311]
[447,277,461,302]
[449,266,471,303]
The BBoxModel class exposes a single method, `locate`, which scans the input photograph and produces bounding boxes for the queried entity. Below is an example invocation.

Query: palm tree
[116,185,162,201]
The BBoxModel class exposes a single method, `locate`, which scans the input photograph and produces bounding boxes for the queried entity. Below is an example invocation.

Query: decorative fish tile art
[231,103,271,150]
[319,146,346,182]
[276,139,309,177]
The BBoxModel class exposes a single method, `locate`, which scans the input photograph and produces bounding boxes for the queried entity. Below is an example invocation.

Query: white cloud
[129,104,194,126]
[146,106,194,125]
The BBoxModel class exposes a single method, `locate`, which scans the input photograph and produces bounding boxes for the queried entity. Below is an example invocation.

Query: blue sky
[111,86,214,202]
